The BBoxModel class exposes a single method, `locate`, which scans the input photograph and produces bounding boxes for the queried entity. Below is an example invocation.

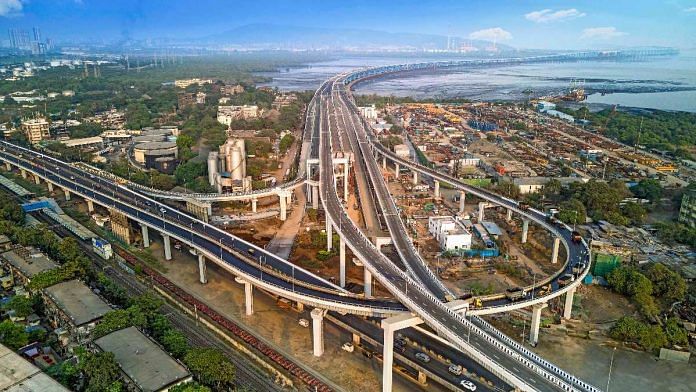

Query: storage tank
[207,151,219,186]
[230,147,243,181]
[237,139,246,178]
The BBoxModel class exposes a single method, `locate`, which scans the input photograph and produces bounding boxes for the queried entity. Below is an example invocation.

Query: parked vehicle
[415,352,431,363]
[341,342,354,352]
[298,318,309,328]
[459,379,477,391]
[448,364,463,376]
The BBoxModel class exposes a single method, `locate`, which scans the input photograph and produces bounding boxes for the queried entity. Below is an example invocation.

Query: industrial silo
[207,151,219,186]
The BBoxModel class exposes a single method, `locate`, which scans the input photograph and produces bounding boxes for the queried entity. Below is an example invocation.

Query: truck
[571,231,582,243]
[505,288,527,301]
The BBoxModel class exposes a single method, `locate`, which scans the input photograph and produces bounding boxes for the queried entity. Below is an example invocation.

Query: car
[459,379,477,391]
[341,342,354,352]
[298,318,309,328]
[70,175,75,180]
[414,352,430,363]
[558,273,575,286]
[448,364,463,376]
[160,208,167,214]
[572,262,586,274]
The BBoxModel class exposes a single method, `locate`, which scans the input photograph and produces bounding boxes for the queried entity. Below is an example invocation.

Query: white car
[459,379,477,391]
[448,364,463,376]
[341,342,354,352]
[298,318,309,328]
[415,352,431,363]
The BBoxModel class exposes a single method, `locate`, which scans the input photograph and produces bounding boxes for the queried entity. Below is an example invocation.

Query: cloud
[0,0,24,17]
[580,26,627,40]
[685,7,696,13]
[525,8,586,23]
[468,27,512,42]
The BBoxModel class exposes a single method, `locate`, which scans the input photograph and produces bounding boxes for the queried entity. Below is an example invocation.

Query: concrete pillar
[47,181,54,192]
[20,169,27,179]
[478,202,485,222]
[251,198,257,213]
[412,171,418,185]
[521,219,529,244]
[551,237,561,264]
[312,185,319,210]
[343,162,349,201]
[311,308,325,357]
[286,191,293,208]
[163,235,172,260]
[382,156,387,169]
[326,219,332,251]
[364,268,372,297]
[459,190,466,213]
[244,281,254,316]
[33,175,40,185]
[339,237,346,287]
[434,180,440,199]
[352,333,361,346]
[563,286,576,320]
[86,200,94,213]
[417,371,427,385]
[63,188,71,201]
[296,302,304,312]
[141,225,150,248]
[506,208,513,221]
[382,321,395,392]
[529,303,548,346]
[198,254,207,284]
[394,163,400,179]
[4,162,10,171]
[279,193,287,221]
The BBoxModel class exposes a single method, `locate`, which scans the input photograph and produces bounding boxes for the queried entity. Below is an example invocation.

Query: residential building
[428,216,472,251]
[679,189,696,228]
[0,344,70,391]
[174,78,212,89]
[217,105,260,125]
[178,92,196,108]
[21,117,50,144]
[94,327,192,392]
[272,93,297,109]
[359,105,378,120]
[221,84,244,95]
[393,144,410,158]
[1,246,59,287]
[42,279,112,348]
[196,91,206,104]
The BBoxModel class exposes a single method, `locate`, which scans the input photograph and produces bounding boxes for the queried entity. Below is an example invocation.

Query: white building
[428,216,472,251]
[174,78,213,89]
[358,105,377,120]
[393,144,410,158]
[217,105,260,125]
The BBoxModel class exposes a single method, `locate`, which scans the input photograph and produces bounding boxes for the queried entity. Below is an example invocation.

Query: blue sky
[1,0,695,49]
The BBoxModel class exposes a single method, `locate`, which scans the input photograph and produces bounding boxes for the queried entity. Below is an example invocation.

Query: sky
[0,0,695,49]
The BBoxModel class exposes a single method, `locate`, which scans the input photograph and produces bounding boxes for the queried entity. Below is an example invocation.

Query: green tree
[161,329,189,359]
[630,179,663,202]
[278,133,295,154]
[639,325,667,352]
[0,320,29,349]
[621,202,646,225]
[557,198,586,225]
[169,382,211,392]
[184,348,236,390]
[80,351,123,392]
[4,295,34,318]
[664,317,688,347]
[644,263,686,302]
[609,316,646,342]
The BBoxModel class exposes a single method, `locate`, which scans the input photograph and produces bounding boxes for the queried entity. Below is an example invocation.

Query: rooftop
[43,280,111,326]
[2,248,59,278]
[95,327,191,392]
[0,344,69,392]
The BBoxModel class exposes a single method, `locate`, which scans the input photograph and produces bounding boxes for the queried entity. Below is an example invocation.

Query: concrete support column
[434,180,440,199]
[86,200,94,213]
[563,286,576,320]
[478,202,485,222]
[163,235,172,260]
[326,220,332,251]
[412,171,418,185]
[4,162,10,171]
[381,321,395,392]
[311,308,325,357]
[244,281,254,316]
[47,181,54,192]
[279,194,287,221]
[339,237,346,288]
[417,371,427,385]
[394,163,400,179]
[33,175,40,185]
[296,302,304,312]
[141,225,150,248]
[551,237,561,264]
[286,191,293,208]
[63,188,71,201]
[312,185,319,210]
[343,163,349,201]
[459,191,466,213]
[364,268,372,298]
[352,333,361,346]
[506,208,513,221]
[382,156,387,169]
[529,303,548,346]
[251,198,257,213]
[198,254,207,284]
[521,219,529,244]
[20,169,27,179]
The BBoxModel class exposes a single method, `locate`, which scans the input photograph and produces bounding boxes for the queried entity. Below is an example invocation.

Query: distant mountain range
[196,23,514,51]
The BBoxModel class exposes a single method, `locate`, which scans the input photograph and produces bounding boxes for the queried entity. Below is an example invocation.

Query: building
[133,141,178,169]
[217,105,260,125]
[196,91,206,104]
[95,327,192,392]
[512,176,589,194]
[428,216,472,251]
[393,144,410,158]
[272,93,297,109]
[21,117,50,144]
[221,84,244,95]
[174,78,212,89]
[177,92,196,108]
[579,149,603,161]
[60,136,104,149]
[359,105,378,120]
[537,101,556,111]
[0,344,70,392]
[679,189,696,228]
[1,246,59,287]
[208,138,252,193]
[42,279,112,347]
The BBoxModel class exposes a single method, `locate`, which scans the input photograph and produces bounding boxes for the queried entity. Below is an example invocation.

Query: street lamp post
[607,347,617,392]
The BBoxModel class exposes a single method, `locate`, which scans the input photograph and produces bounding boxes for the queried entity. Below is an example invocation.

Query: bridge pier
[339,237,346,288]
[251,198,257,213]
[33,174,40,185]
[521,219,529,244]
[381,313,423,392]
[326,220,333,251]
[478,202,486,221]
[343,162,349,201]
[47,181,53,193]
[312,185,319,210]
[86,200,94,213]
[244,280,254,316]
[434,180,440,198]
[20,169,27,179]
[63,188,71,201]
[364,268,372,297]
[412,171,418,185]
[506,208,513,221]
[4,162,10,171]
[286,190,293,208]
[459,191,466,213]
[198,254,207,284]
[563,286,576,320]
[163,234,172,260]
[352,333,361,346]
[529,302,548,346]
[417,371,427,385]
[141,225,150,248]
[551,237,560,264]
[382,156,387,170]
[394,163,400,179]
[279,193,287,221]
[311,308,326,357]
